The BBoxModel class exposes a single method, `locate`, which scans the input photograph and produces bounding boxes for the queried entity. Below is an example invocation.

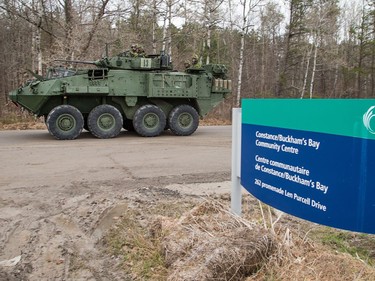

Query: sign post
[231,108,242,216]
[240,99,375,234]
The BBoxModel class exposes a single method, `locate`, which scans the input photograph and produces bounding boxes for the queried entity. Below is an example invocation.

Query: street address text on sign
[241,99,375,234]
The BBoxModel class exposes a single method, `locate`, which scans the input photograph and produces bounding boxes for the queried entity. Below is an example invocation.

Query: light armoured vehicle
[9,50,231,140]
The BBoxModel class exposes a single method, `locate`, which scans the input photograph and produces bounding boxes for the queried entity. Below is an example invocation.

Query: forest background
[0,0,374,121]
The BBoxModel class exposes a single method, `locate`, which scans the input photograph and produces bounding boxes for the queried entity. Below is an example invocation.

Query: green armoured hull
[9,54,231,139]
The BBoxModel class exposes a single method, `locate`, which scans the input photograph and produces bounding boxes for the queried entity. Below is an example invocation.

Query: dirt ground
[0,175,232,280]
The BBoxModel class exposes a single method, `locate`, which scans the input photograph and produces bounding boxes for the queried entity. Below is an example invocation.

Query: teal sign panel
[241,99,375,234]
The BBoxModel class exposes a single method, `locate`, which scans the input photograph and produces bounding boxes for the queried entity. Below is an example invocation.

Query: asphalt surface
[0,126,232,189]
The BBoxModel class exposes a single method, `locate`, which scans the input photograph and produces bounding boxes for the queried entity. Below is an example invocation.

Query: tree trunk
[167,0,172,59]
[206,27,211,65]
[31,0,43,74]
[152,0,158,54]
[309,40,318,99]
[301,41,313,99]
[64,0,74,59]
[236,0,248,107]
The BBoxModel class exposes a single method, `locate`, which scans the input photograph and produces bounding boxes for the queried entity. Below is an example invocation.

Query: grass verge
[0,111,45,130]
[103,196,375,280]
[103,201,195,280]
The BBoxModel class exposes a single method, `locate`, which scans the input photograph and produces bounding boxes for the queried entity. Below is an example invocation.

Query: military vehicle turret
[9,50,231,140]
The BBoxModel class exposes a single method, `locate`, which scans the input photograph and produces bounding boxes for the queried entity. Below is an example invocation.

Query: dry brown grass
[0,110,45,130]
[0,121,45,130]
[250,230,375,281]
[154,200,275,281]
[105,196,375,281]
[241,196,375,281]
[201,118,231,126]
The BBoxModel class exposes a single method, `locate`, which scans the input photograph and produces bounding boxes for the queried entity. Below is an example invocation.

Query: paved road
[0,126,232,189]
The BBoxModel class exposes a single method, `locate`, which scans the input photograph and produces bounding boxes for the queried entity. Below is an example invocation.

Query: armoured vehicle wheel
[133,104,166,137]
[123,119,135,131]
[46,105,84,140]
[168,105,199,136]
[88,105,123,139]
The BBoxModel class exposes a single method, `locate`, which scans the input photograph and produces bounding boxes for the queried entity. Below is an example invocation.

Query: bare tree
[235,0,263,107]
[151,0,163,53]
[277,0,312,97]
[353,0,375,97]
[202,0,224,65]
[260,3,284,96]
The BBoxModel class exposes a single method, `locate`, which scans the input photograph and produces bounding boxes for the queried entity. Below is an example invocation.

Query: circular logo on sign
[363,106,375,134]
